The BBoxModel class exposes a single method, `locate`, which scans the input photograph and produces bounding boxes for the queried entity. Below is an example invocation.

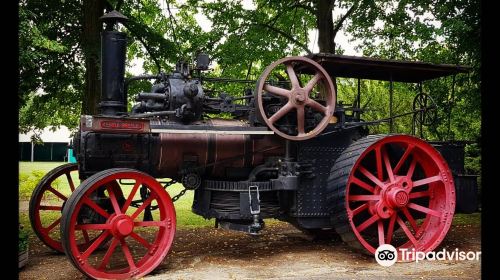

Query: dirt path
[19,221,480,280]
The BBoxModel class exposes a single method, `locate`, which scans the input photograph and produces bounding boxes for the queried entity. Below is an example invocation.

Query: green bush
[19,226,29,252]
[464,143,481,175]
[19,170,46,200]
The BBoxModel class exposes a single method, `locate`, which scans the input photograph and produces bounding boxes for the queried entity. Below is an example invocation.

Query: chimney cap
[100,10,128,24]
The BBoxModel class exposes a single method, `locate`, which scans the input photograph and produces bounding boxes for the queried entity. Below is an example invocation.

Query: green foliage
[465,143,481,192]
[19,169,63,200]
[19,225,30,252]
[345,0,480,142]
[19,170,45,200]
[19,0,480,153]
[465,143,480,174]
[19,0,84,132]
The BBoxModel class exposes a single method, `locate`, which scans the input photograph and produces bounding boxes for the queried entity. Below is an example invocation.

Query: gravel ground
[19,219,481,280]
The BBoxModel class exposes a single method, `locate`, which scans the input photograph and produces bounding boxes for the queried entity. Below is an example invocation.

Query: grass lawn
[452,212,481,226]
[19,161,64,174]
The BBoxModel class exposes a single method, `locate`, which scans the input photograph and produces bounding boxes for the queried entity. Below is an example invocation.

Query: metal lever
[248,185,263,235]
[248,185,260,215]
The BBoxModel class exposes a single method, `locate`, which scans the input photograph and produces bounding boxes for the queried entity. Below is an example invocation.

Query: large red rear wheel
[60,168,176,279]
[29,163,79,253]
[328,135,455,260]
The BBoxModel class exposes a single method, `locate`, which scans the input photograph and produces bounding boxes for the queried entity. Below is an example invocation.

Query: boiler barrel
[153,119,285,178]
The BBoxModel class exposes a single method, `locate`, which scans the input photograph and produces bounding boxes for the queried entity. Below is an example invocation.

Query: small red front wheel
[60,168,176,279]
[29,163,79,253]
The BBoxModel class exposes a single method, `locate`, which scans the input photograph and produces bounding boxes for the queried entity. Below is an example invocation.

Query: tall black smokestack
[99,10,128,115]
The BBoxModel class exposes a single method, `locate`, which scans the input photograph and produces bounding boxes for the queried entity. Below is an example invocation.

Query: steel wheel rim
[29,163,79,253]
[61,169,176,279]
[345,135,455,259]
[255,56,336,141]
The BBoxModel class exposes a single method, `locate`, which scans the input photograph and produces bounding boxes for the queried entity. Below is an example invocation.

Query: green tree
[19,0,480,144]
[19,0,84,133]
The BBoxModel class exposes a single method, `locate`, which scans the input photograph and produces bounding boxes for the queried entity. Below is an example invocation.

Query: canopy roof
[304,53,470,83]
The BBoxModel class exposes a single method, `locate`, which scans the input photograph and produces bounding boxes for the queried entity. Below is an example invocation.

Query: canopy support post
[357,78,361,121]
[389,74,394,133]
[447,74,456,139]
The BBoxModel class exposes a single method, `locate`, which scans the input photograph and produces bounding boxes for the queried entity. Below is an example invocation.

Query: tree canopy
[19,0,480,143]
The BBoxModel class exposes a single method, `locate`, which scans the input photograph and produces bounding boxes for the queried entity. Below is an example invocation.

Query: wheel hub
[382,176,412,209]
[292,89,307,104]
[396,190,409,205]
[110,214,134,238]
[390,189,409,207]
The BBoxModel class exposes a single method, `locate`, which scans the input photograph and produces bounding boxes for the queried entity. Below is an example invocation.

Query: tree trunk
[315,0,336,53]
[81,0,104,115]
[314,0,337,93]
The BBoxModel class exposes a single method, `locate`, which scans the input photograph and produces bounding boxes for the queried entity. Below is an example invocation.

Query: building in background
[19,126,74,162]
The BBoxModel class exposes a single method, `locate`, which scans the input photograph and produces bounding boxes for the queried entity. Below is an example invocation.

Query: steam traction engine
[29,11,456,279]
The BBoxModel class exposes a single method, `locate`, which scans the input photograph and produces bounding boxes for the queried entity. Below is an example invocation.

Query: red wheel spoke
[409,191,430,199]
[131,195,156,220]
[264,84,291,98]
[81,230,111,259]
[44,217,61,233]
[358,166,385,188]
[306,99,327,114]
[378,220,385,246]
[338,135,456,257]
[304,72,322,92]
[413,175,442,187]
[351,177,375,193]
[82,197,110,219]
[66,173,75,192]
[382,148,395,182]
[348,195,380,201]
[82,229,90,243]
[61,168,178,279]
[120,239,137,270]
[268,102,293,123]
[407,158,417,179]
[286,64,300,89]
[98,237,119,270]
[393,144,415,174]
[39,205,63,211]
[356,214,379,233]
[297,106,305,135]
[402,207,419,232]
[350,203,368,216]
[121,182,141,213]
[375,146,384,181]
[134,221,165,227]
[47,186,67,201]
[106,183,122,214]
[397,217,418,246]
[30,163,78,253]
[407,202,442,217]
[385,214,397,244]
[75,224,111,230]
[130,232,152,249]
